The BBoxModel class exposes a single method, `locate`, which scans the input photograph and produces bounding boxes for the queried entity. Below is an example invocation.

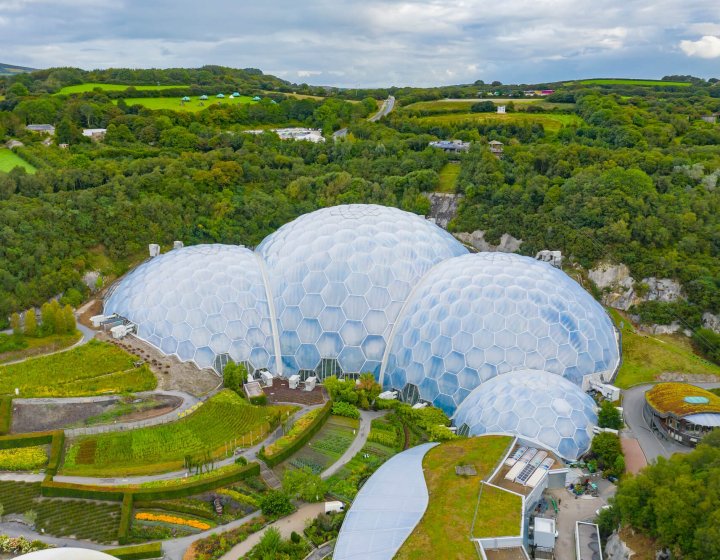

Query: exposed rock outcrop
[641,277,683,303]
[425,193,463,229]
[588,263,684,311]
[605,531,634,560]
[703,312,720,334]
[83,271,102,292]
[454,230,522,253]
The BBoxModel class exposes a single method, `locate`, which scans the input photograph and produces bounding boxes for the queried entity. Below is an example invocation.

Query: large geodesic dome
[256,205,467,377]
[104,244,276,372]
[453,370,598,460]
[381,252,619,415]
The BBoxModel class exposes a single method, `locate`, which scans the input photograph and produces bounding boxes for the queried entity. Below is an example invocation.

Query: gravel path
[321,409,387,479]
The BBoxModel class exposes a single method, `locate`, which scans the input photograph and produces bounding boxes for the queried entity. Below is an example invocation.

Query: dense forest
[0,67,719,364]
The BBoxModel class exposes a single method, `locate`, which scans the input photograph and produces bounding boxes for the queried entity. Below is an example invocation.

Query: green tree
[23,310,37,337]
[590,432,623,471]
[40,302,57,336]
[260,490,294,518]
[702,427,720,448]
[471,101,496,113]
[55,117,81,144]
[10,312,21,336]
[598,401,623,430]
[282,466,327,502]
[61,304,76,334]
[223,361,248,395]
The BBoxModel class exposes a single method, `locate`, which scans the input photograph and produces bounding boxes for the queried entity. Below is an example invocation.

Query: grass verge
[0,148,36,173]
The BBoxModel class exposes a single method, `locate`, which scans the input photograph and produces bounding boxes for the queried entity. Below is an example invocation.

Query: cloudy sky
[1,0,719,87]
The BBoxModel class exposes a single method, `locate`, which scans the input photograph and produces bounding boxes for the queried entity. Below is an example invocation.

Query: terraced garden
[36,499,122,543]
[62,390,294,476]
[0,480,41,513]
[278,415,359,476]
[0,339,156,397]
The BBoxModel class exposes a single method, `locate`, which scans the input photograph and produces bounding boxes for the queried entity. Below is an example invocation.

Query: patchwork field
[608,309,720,388]
[279,415,359,475]
[566,78,691,87]
[56,83,185,94]
[0,339,156,397]
[395,435,513,560]
[115,95,256,112]
[415,111,582,132]
[62,390,294,476]
[0,148,36,173]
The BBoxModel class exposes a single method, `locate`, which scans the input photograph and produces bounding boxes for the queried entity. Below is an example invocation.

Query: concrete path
[622,382,720,463]
[321,409,387,479]
[220,503,325,560]
[0,473,45,482]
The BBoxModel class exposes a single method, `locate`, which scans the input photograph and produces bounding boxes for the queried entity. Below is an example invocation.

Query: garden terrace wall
[0,429,58,449]
[118,493,134,544]
[105,542,163,559]
[260,401,332,467]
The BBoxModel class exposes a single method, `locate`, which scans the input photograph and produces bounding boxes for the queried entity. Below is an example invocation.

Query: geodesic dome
[454,370,597,460]
[104,244,276,372]
[381,252,619,415]
[256,204,467,377]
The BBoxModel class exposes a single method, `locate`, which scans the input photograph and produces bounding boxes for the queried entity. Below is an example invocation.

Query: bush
[471,101,496,113]
[290,531,301,544]
[590,432,624,477]
[692,328,720,365]
[249,394,267,406]
[331,401,360,419]
[235,456,248,466]
[260,490,293,518]
[598,401,623,430]
[0,398,11,435]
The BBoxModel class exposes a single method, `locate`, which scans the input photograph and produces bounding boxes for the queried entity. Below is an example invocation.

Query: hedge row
[40,462,261,502]
[46,431,64,476]
[0,397,11,435]
[0,429,59,449]
[105,542,163,559]
[260,401,332,467]
[118,493,133,545]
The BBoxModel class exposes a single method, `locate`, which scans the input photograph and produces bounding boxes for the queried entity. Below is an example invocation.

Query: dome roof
[453,370,598,460]
[19,550,116,560]
[105,244,276,372]
[256,204,467,376]
[382,252,619,415]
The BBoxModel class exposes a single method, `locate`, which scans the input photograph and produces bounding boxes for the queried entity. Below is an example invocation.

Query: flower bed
[0,535,52,555]
[135,511,211,531]
[189,515,269,560]
[0,444,48,470]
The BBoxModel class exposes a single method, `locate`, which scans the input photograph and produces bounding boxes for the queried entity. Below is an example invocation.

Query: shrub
[598,400,623,430]
[471,101,496,112]
[235,456,248,466]
[290,531,301,544]
[260,401,332,467]
[282,466,327,502]
[260,490,293,518]
[590,432,624,477]
[249,394,267,406]
[332,401,360,419]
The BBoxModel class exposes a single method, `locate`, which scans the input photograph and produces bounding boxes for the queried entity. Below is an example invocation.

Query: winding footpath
[321,409,387,479]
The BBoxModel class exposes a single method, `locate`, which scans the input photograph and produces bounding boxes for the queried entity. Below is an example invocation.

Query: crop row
[0,481,41,513]
[36,499,122,543]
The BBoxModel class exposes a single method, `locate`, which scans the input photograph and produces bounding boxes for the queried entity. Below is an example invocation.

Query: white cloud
[680,35,720,59]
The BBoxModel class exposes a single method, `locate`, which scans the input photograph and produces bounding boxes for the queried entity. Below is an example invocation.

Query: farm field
[396,435,513,560]
[566,78,690,87]
[415,111,582,132]
[36,499,122,543]
[437,162,460,193]
[115,96,256,112]
[0,339,156,397]
[0,148,36,173]
[608,309,720,388]
[277,415,359,476]
[62,390,294,476]
[403,99,575,113]
[56,83,185,94]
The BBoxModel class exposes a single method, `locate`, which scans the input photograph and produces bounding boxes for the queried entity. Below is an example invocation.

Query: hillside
[0,62,36,76]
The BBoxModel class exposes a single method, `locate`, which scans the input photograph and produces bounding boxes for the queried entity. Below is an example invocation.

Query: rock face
[454,230,522,253]
[83,271,101,292]
[703,312,720,334]
[425,193,463,229]
[605,531,634,560]
[588,263,684,311]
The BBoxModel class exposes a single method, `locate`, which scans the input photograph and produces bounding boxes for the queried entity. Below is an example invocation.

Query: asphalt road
[368,96,395,122]
[622,382,720,463]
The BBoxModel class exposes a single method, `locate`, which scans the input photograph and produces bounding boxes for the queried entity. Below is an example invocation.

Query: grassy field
[0,148,36,173]
[437,162,460,193]
[471,483,523,538]
[403,99,575,114]
[0,339,156,397]
[608,309,720,388]
[395,435,513,560]
[415,111,582,133]
[566,78,691,87]
[114,96,256,113]
[280,415,359,475]
[62,390,294,476]
[0,332,81,364]
[56,83,185,95]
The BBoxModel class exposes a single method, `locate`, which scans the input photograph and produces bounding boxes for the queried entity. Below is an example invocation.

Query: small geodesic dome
[453,370,598,460]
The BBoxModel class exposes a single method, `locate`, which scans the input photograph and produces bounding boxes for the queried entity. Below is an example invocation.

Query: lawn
[56,83,185,95]
[62,390,294,476]
[114,96,256,113]
[471,483,522,538]
[0,332,81,364]
[608,309,720,388]
[415,111,582,133]
[437,162,460,193]
[0,148,36,173]
[395,435,513,560]
[567,78,691,87]
[0,339,156,397]
[279,415,359,475]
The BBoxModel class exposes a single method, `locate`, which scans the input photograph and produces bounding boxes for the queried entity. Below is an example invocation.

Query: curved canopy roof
[334,442,438,560]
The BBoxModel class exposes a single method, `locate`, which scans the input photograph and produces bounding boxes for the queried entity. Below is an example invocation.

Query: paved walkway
[220,503,325,560]
[622,382,720,463]
[321,409,387,479]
